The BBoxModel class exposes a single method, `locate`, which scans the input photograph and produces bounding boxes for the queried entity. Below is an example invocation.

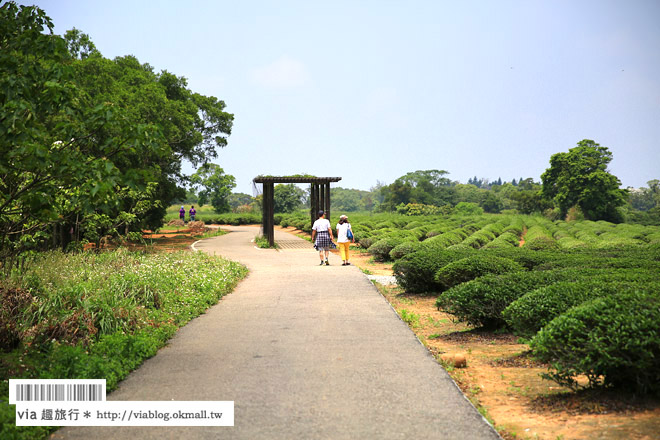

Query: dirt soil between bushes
[276,226,660,440]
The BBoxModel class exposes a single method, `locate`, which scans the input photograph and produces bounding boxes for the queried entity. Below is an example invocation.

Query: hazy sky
[28,0,660,193]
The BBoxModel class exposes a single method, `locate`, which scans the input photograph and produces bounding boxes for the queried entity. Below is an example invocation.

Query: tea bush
[461,230,497,249]
[368,236,411,262]
[392,248,475,293]
[434,255,524,291]
[435,268,619,328]
[389,241,423,260]
[531,290,660,394]
[503,273,660,337]
[483,232,520,249]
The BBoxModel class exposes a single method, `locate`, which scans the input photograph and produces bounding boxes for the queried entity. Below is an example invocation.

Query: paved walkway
[53,226,500,439]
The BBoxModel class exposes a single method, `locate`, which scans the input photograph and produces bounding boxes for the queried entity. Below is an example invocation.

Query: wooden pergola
[253,176,342,247]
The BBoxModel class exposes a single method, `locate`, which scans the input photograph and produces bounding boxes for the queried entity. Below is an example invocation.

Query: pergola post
[325,182,331,222]
[310,184,317,227]
[262,182,275,247]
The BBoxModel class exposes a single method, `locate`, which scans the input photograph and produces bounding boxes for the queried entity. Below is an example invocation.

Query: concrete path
[54,226,500,439]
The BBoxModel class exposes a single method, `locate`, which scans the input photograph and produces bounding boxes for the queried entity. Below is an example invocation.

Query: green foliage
[396,203,450,216]
[524,225,559,250]
[398,309,421,328]
[483,232,520,249]
[503,274,660,337]
[228,192,255,212]
[541,140,627,222]
[331,187,373,212]
[190,164,236,213]
[453,202,484,216]
[0,250,247,437]
[254,235,277,249]
[273,184,305,213]
[434,255,524,291]
[0,3,235,265]
[436,268,618,329]
[379,170,456,211]
[0,2,163,265]
[389,241,423,260]
[531,290,660,394]
[392,248,475,293]
[368,235,411,262]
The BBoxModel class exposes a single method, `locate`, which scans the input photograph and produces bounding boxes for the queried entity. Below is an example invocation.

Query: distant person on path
[179,206,185,222]
[311,210,336,265]
[336,214,355,266]
[189,205,196,222]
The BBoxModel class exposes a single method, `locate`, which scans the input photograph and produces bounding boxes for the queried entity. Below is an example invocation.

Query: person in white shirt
[311,210,336,265]
[336,214,355,266]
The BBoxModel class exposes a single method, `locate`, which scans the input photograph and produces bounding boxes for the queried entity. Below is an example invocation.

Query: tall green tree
[273,184,305,213]
[228,193,255,211]
[331,187,371,212]
[65,32,234,229]
[380,169,456,211]
[190,164,236,213]
[541,140,627,221]
[0,2,160,264]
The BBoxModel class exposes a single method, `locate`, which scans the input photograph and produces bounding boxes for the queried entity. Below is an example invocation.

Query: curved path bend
[54,226,500,439]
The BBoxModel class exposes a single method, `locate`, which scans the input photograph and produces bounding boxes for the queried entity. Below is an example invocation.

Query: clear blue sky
[28,0,660,194]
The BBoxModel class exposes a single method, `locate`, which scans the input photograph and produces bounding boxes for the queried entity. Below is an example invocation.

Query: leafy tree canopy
[228,193,255,211]
[541,140,627,221]
[273,184,305,213]
[379,170,457,211]
[190,164,236,213]
[0,2,162,262]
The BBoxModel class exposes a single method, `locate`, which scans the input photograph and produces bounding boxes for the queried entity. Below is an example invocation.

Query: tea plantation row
[276,211,660,395]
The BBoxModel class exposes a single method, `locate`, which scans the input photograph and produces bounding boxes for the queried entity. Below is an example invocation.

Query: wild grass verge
[0,250,247,439]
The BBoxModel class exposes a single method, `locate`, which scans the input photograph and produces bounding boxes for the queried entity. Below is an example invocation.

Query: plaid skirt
[314,230,336,251]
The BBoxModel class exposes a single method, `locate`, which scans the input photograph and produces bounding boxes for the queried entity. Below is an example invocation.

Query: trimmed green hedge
[392,248,475,293]
[435,268,621,328]
[503,274,660,337]
[368,235,412,262]
[434,255,524,291]
[531,290,660,394]
[389,241,423,260]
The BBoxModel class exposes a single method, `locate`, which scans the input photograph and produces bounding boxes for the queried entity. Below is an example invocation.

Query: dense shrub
[426,226,454,238]
[524,225,559,250]
[389,241,423,260]
[368,236,410,262]
[648,232,660,244]
[434,255,524,291]
[358,236,376,249]
[205,213,261,225]
[503,274,660,337]
[393,248,474,293]
[454,202,484,216]
[525,236,559,250]
[531,290,660,394]
[461,230,496,249]
[502,221,524,237]
[435,268,619,328]
[420,228,470,250]
[483,232,520,249]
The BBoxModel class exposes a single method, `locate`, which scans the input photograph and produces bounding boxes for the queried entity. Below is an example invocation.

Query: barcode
[9,380,106,403]
[14,383,104,402]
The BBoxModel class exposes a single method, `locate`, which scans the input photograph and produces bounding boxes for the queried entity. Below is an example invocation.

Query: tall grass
[0,250,247,439]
